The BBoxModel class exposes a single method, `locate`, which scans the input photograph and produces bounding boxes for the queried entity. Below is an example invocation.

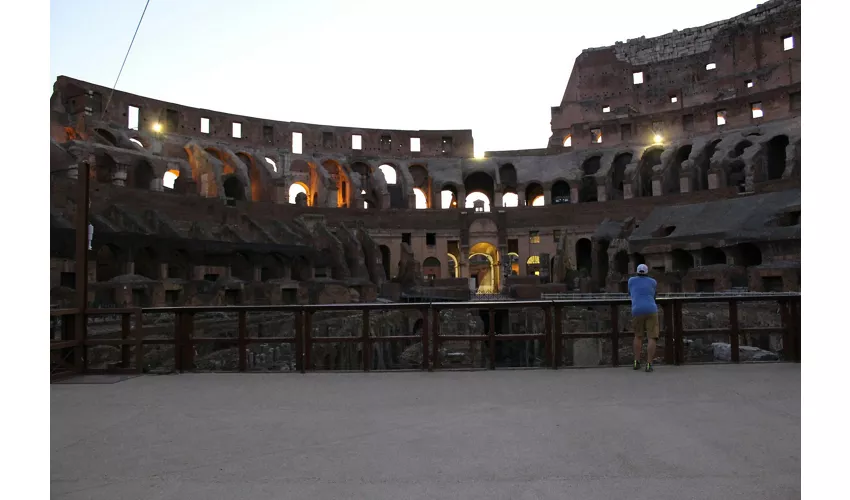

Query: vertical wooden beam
[174,312,183,373]
[729,300,740,363]
[779,299,792,362]
[421,306,430,372]
[238,311,248,372]
[295,309,304,374]
[610,304,620,367]
[488,308,496,370]
[663,303,675,364]
[121,313,131,368]
[184,312,195,371]
[432,307,441,370]
[793,299,801,363]
[304,311,313,371]
[553,305,562,369]
[543,305,553,368]
[134,309,144,374]
[362,309,371,372]
[673,301,684,365]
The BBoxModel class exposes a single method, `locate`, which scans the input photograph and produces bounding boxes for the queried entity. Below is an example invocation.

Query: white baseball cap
[637,264,649,274]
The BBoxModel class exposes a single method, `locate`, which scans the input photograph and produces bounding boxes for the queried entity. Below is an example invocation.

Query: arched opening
[129,138,144,149]
[631,252,646,268]
[671,249,695,273]
[737,243,763,267]
[596,240,610,283]
[94,128,118,147]
[580,156,601,202]
[638,148,664,197]
[264,157,277,172]
[551,180,571,204]
[701,246,727,266]
[766,135,789,180]
[731,140,753,158]
[231,252,253,282]
[223,175,246,202]
[526,255,541,277]
[525,183,544,206]
[499,163,518,198]
[502,192,519,207]
[238,152,265,202]
[465,191,491,212]
[610,153,633,200]
[379,245,391,279]
[413,188,428,209]
[134,247,158,280]
[667,145,692,195]
[469,242,499,293]
[163,169,180,190]
[507,252,519,275]
[695,140,721,191]
[447,253,459,278]
[378,164,397,185]
[166,249,191,281]
[464,172,495,210]
[727,160,746,192]
[95,153,115,184]
[261,255,285,281]
[441,184,458,209]
[614,250,629,275]
[422,257,441,280]
[291,256,312,281]
[289,182,309,205]
[575,238,592,276]
[132,160,155,190]
[95,245,121,282]
[323,160,351,207]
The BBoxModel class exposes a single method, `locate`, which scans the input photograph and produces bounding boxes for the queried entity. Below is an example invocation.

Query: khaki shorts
[632,313,660,339]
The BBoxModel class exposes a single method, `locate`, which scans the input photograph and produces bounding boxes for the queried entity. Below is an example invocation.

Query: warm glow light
[531,195,545,206]
[152,122,162,133]
[464,192,491,212]
[653,134,663,144]
[474,151,485,159]
[163,169,179,189]
[413,188,428,209]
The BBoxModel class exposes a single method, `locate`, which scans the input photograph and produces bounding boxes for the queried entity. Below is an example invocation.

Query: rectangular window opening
[632,71,644,85]
[682,114,695,132]
[670,96,678,103]
[529,231,540,244]
[746,80,754,89]
[380,135,392,151]
[783,35,794,51]
[200,117,210,134]
[402,233,412,245]
[591,128,602,144]
[716,110,727,126]
[751,102,764,119]
[292,132,303,154]
[322,131,333,148]
[553,230,562,244]
[426,233,436,246]
[602,106,611,113]
[128,105,139,130]
[232,122,242,138]
[706,62,717,71]
[263,125,274,144]
[620,124,632,141]
[165,109,178,132]
[410,137,421,152]
[352,134,362,150]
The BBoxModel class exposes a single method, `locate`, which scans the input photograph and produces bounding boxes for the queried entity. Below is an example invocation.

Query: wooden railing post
[184,312,195,371]
[421,306,430,372]
[543,305,553,368]
[673,301,684,365]
[295,310,304,374]
[553,305,562,369]
[362,309,371,372]
[663,303,675,365]
[488,307,496,370]
[134,309,144,374]
[432,307,441,370]
[793,299,801,363]
[304,311,313,371]
[729,300,740,363]
[174,312,183,373]
[238,311,248,372]
[779,299,792,363]
[610,304,620,367]
[74,311,87,374]
[121,313,132,368]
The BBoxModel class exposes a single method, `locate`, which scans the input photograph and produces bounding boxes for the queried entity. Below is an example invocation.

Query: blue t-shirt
[628,275,658,316]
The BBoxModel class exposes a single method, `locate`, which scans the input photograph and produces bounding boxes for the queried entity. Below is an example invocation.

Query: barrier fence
[49,293,801,381]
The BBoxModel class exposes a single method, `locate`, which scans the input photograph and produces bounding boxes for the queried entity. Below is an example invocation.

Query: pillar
[543,190,552,205]
[112,163,129,187]
[150,178,164,192]
[623,183,634,200]
[494,191,503,208]
[652,178,663,197]
[570,186,580,204]
[596,184,608,202]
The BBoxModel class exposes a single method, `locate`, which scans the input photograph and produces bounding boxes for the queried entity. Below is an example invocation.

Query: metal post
[610,304,620,367]
[729,300,740,363]
[74,161,91,373]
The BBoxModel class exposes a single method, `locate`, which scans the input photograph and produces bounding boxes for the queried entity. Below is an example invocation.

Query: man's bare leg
[646,338,657,365]
[633,335,643,368]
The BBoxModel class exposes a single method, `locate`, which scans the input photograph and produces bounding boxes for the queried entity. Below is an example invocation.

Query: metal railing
[49,293,801,380]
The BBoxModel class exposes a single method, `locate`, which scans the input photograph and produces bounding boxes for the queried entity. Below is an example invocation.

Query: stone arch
[736,243,762,267]
[447,253,459,278]
[409,164,431,208]
[580,156,601,202]
[422,257,441,279]
[469,241,500,293]
[638,147,664,197]
[132,160,155,190]
[95,244,122,282]
[440,183,458,209]
[499,163,518,192]
[701,246,726,266]
[323,159,352,208]
[166,249,191,280]
[575,238,592,275]
[291,256,312,281]
[378,164,398,185]
[694,140,721,191]
[464,171,495,209]
[666,145,692,195]
[260,254,286,281]
[551,180,571,204]
[525,182,545,206]
[731,140,753,159]
[231,252,253,282]
[671,249,694,273]
[610,153,633,200]
[93,128,118,147]
[94,152,116,184]
[614,250,629,275]
[134,247,159,280]
[223,175,246,201]
[289,182,310,205]
[727,160,746,192]
[379,245,391,279]
[766,135,789,180]
[236,152,266,202]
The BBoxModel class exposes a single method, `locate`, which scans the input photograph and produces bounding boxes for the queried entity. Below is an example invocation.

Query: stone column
[570,186,580,204]
[517,191,526,206]
[543,190,552,205]
[623,184,634,200]
[112,163,129,187]
[679,176,691,194]
[150,178,164,192]
[596,184,608,202]
[254,266,263,282]
[494,191,503,208]
[159,263,169,280]
[708,172,720,190]
[652,178,663,197]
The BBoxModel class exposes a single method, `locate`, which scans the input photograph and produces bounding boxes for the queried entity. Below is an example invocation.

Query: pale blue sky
[50,0,756,155]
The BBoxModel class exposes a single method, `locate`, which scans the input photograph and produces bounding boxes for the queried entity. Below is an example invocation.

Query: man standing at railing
[629,264,659,372]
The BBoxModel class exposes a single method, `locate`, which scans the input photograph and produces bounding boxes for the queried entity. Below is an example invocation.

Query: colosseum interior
[50,0,800,309]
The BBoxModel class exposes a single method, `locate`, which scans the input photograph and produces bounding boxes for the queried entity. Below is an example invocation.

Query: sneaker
[645,363,654,372]
[633,360,641,370]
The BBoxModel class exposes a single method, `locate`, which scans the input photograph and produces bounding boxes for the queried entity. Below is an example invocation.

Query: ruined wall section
[549,0,800,150]
[52,76,474,158]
